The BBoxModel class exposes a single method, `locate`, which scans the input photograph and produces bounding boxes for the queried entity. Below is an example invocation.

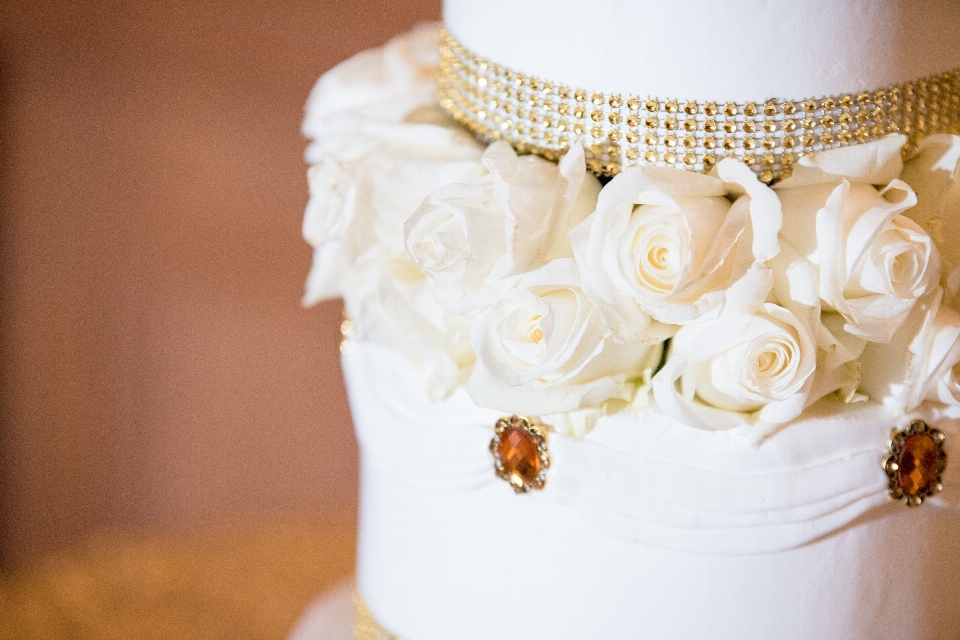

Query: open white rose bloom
[296,8,960,640]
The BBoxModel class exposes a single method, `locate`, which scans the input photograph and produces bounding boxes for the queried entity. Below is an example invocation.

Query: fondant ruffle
[345,341,960,555]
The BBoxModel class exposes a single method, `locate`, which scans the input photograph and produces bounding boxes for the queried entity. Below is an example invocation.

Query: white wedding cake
[300,2,960,638]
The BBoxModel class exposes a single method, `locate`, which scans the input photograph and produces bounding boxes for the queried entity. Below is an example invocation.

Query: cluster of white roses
[303,25,960,437]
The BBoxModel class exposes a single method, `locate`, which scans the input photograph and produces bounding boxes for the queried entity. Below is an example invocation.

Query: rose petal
[717,159,781,262]
[775,135,907,188]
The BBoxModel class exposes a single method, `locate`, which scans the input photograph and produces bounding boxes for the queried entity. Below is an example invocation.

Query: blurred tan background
[0,0,440,631]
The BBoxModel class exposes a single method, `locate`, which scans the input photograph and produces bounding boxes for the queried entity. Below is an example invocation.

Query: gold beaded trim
[437,29,960,182]
[354,591,400,640]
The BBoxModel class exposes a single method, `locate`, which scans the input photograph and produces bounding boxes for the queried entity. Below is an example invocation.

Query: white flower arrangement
[303,25,960,438]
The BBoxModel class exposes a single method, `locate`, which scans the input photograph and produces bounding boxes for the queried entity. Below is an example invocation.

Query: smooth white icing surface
[346,341,960,639]
[444,0,960,102]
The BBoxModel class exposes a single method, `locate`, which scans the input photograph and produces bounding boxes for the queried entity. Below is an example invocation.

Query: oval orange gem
[897,433,938,497]
[497,426,541,489]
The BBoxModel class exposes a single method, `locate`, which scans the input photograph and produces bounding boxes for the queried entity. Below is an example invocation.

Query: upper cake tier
[444,0,960,101]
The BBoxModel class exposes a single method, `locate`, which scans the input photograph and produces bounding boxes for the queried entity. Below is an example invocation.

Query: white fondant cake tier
[346,341,960,640]
[444,0,960,101]
[298,6,960,638]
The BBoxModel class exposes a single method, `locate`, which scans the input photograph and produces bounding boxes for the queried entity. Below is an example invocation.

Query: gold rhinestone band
[354,591,400,640]
[437,29,960,182]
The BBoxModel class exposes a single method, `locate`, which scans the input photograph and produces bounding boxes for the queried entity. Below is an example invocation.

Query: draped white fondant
[347,341,960,640]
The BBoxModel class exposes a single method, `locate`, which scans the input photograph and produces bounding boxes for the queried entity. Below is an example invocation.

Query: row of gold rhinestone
[437,30,960,181]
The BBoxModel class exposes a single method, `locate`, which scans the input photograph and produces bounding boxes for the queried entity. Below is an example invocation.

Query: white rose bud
[570,158,781,341]
[860,287,960,413]
[467,259,662,417]
[776,136,940,343]
[404,142,601,315]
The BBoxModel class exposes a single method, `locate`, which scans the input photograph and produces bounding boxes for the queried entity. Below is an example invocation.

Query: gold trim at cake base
[354,591,401,640]
[438,29,960,181]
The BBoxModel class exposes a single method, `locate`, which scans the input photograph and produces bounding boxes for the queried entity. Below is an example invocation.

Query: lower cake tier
[344,343,960,640]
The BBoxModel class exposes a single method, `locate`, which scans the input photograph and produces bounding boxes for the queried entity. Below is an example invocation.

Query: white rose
[347,256,475,400]
[860,287,960,412]
[301,22,486,305]
[467,259,662,417]
[303,158,353,303]
[900,134,960,307]
[300,24,491,399]
[404,142,601,315]
[570,158,781,342]
[653,233,867,436]
[302,23,457,163]
[776,135,940,343]
[405,183,505,288]
[305,152,483,395]
[653,303,818,432]
[303,152,486,305]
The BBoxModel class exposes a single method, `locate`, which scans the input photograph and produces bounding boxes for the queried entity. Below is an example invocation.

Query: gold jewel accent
[437,29,960,180]
[490,415,550,493]
[883,420,948,506]
[339,318,355,354]
[354,591,401,640]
